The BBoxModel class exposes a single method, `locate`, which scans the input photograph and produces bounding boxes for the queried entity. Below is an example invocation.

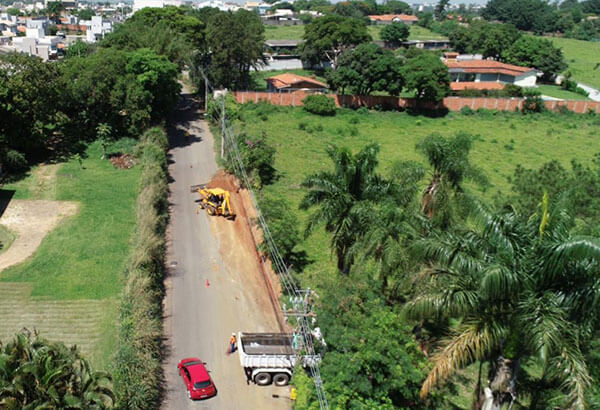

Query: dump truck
[190,185,235,219]
[237,332,320,387]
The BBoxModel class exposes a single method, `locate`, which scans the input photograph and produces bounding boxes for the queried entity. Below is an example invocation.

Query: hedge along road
[162,89,291,410]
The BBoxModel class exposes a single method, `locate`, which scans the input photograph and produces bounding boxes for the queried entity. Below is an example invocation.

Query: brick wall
[231,91,600,114]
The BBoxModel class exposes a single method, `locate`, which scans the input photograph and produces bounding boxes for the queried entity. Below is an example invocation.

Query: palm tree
[416,132,487,225]
[347,160,428,293]
[0,329,114,408]
[300,143,387,273]
[404,198,600,408]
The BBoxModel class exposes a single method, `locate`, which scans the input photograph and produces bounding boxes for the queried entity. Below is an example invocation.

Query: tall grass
[113,127,169,409]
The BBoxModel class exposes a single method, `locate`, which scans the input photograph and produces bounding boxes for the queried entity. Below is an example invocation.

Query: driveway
[161,91,291,409]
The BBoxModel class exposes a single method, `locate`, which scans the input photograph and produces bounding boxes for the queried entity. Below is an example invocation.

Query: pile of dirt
[205,170,287,331]
[205,170,239,192]
[109,154,136,169]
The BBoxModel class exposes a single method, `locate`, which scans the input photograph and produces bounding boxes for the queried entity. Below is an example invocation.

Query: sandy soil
[0,200,78,271]
[205,171,286,331]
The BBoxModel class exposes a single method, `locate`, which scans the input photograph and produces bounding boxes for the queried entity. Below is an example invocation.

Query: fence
[231,91,600,114]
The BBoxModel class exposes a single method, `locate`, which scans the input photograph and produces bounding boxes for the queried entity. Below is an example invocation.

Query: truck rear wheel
[273,373,290,386]
[254,372,272,386]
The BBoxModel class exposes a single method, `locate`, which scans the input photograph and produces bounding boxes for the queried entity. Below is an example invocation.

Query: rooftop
[368,14,419,22]
[444,59,536,76]
[266,73,326,89]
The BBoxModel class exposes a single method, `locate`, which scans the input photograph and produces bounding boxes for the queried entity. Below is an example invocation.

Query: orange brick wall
[231,91,600,114]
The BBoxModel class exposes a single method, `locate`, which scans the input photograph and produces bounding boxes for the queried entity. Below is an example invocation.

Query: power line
[202,76,329,410]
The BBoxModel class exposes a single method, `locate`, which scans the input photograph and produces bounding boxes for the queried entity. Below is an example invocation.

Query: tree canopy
[380,22,410,46]
[301,15,371,69]
[326,43,404,96]
[503,36,567,81]
[402,53,450,102]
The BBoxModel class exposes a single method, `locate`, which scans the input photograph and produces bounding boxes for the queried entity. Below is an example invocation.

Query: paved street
[161,91,290,410]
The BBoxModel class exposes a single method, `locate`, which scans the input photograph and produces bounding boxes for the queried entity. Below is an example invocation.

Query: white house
[244,1,271,14]
[12,27,59,60]
[82,16,112,43]
[443,55,539,89]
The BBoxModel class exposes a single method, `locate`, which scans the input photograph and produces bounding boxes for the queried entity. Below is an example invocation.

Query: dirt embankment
[203,171,287,331]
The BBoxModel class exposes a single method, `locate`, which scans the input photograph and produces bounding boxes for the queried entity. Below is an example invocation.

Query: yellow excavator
[191,185,235,220]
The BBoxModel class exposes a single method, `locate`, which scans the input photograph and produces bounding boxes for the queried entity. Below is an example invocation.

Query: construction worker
[229,332,237,354]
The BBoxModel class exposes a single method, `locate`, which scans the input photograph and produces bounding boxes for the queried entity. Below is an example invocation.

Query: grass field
[236,106,600,282]
[536,84,590,100]
[0,140,141,369]
[545,36,600,89]
[264,23,446,41]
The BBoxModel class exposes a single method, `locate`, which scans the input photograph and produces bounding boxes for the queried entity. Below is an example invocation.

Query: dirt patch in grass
[0,199,78,272]
[204,170,287,331]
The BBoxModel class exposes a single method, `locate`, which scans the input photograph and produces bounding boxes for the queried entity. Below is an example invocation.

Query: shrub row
[113,127,169,409]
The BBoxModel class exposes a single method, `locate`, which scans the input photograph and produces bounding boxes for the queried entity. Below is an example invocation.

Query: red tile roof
[368,14,419,22]
[450,82,505,91]
[266,73,326,89]
[444,59,536,76]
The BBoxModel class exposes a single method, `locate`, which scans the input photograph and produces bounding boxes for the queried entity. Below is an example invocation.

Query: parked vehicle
[177,358,217,400]
[237,332,320,386]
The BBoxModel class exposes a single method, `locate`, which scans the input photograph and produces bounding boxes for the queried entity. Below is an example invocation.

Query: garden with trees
[225,97,600,408]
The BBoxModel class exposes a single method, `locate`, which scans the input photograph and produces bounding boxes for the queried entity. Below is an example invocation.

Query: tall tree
[300,143,386,273]
[380,22,410,47]
[503,36,567,82]
[434,0,449,20]
[301,15,371,69]
[326,43,404,95]
[416,132,486,225]
[206,10,266,89]
[404,199,600,408]
[0,329,114,408]
[402,53,450,102]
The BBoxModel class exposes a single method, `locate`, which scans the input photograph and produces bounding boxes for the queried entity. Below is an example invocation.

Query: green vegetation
[536,84,590,100]
[231,104,600,407]
[546,36,600,89]
[0,329,114,408]
[1,143,140,300]
[236,104,600,284]
[113,127,168,409]
[263,23,446,41]
[0,225,14,255]
[0,141,141,370]
[263,24,305,40]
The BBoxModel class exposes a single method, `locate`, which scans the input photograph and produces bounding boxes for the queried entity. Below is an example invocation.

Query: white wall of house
[514,73,537,87]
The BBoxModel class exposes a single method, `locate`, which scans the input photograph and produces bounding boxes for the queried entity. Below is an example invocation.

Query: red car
[177,358,217,400]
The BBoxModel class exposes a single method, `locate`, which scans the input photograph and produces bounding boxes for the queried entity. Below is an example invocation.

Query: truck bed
[240,333,296,355]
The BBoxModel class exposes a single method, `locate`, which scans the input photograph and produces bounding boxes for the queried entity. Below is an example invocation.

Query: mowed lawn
[236,106,600,280]
[545,36,600,89]
[263,23,446,41]
[0,141,141,369]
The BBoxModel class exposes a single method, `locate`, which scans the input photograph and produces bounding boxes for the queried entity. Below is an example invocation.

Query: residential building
[266,73,327,92]
[368,14,419,25]
[82,16,112,43]
[12,27,59,60]
[244,1,271,15]
[442,54,539,88]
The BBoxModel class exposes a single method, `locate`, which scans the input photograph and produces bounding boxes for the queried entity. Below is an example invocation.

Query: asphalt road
[162,92,290,410]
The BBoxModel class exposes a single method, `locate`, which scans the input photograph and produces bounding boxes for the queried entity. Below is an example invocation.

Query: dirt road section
[0,200,78,271]
[162,92,291,410]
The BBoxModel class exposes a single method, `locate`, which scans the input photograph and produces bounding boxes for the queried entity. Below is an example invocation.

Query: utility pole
[220,96,225,159]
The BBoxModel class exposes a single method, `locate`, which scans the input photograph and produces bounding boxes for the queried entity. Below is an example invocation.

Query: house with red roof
[368,14,419,25]
[266,73,327,93]
[442,54,539,90]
